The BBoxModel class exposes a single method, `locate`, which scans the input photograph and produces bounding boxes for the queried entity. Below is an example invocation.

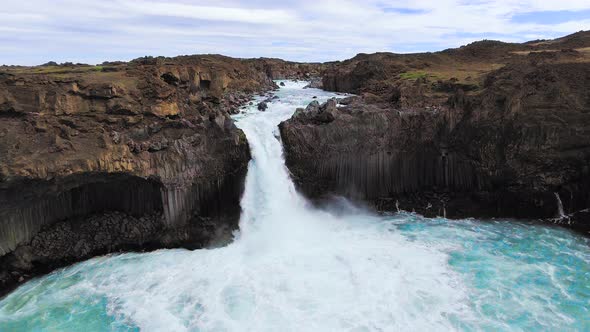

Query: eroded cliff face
[281,32,590,233]
[0,55,280,293]
[245,58,328,81]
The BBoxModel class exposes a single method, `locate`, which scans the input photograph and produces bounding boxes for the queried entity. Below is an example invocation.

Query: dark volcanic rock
[258,101,268,111]
[292,98,337,124]
[0,207,239,294]
[281,34,590,234]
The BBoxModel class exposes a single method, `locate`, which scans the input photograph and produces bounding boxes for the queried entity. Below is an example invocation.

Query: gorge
[0,31,589,330]
[0,81,588,330]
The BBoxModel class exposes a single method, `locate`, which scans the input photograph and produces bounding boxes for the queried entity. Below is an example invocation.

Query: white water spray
[554,192,566,218]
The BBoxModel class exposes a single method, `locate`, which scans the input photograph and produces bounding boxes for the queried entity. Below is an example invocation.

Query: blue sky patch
[511,9,590,24]
[381,7,426,15]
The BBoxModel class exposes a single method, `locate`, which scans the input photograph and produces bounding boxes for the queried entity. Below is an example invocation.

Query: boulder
[258,101,268,111]
[292,99,336,124]
[303,77,323,89]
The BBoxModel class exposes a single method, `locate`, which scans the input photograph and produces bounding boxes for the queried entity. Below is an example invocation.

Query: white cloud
[119,1,296,24]
[0,0,588,65]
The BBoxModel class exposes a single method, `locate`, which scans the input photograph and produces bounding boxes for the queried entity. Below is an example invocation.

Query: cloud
[0,0,588,65]
[119,1,296,24]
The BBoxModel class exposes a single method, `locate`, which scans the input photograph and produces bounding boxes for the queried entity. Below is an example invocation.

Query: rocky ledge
[0,55,312,295]
[280,31,590,234]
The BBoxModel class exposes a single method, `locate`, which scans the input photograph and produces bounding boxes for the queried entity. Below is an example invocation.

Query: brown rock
[149,101,180,117]
[281,31,590,233]
[0,54,286,296]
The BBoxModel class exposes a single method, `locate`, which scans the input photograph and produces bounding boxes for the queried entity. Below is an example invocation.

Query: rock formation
[246,58,328,80]
[281,31,590,233]
[0,55,295,294]
[257,101,268,111]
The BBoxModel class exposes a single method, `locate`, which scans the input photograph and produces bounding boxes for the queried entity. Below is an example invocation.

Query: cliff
[0,55,289,294]
[245,58,329,81]
[281,31,590,233]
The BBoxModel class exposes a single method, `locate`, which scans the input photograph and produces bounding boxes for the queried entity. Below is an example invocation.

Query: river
[0,81,588,331]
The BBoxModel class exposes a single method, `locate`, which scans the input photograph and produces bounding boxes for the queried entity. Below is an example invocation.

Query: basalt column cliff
[0,55,314,292]
[280,31,590,232]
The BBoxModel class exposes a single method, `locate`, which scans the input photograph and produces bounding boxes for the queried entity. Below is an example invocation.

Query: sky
[0,0,589,65]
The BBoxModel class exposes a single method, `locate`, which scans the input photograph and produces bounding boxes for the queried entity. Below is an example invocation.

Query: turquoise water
[394,214,590,331]
[1,215,588,331]
[1,82,588,331]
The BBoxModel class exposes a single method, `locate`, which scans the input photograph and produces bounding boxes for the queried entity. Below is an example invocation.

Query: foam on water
[1,81,589,331]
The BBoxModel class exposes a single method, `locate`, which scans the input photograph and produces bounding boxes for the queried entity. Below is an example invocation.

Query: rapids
[0,81,588,331]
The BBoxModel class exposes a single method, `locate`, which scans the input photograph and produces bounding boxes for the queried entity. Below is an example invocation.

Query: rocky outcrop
[281,31,590,234]
[0,55,277,294]
[257,101,268,111]
[246,58,327,80]
[304,77,323,89]
[291,98,337,124]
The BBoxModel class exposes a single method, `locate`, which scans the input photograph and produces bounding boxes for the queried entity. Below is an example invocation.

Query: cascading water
[554,192,566,219]
[0,81,589,331]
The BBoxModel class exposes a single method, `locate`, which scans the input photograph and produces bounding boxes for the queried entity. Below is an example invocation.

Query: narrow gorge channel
[0,82,588,330]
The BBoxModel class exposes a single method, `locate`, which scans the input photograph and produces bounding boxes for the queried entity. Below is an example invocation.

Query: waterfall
[554,192,566,218]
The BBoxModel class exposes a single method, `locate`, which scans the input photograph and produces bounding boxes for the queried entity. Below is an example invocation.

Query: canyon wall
[281,32,590,233]
[0,55,285,293]
[245,58,329,81]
